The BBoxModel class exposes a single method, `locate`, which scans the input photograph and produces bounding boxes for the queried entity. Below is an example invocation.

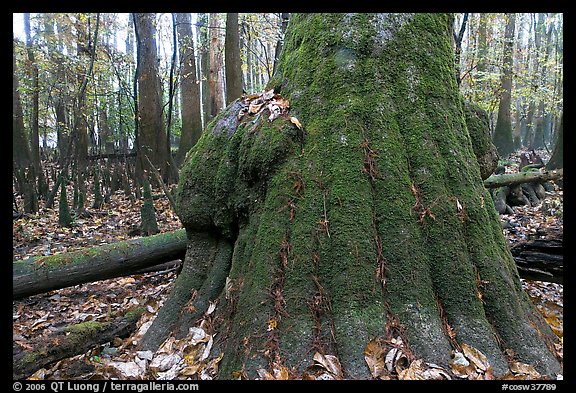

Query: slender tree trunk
[524,13,544,149]
[24,13,41,175]
[452,13,468,86]
[546,113,562,170]
[225,13,243,105]
[493,13,516,157]
[13,38,32,172]
[208,13,225,121]
[142,13,561,379]
[532,17,554,150]
[133,13,171,185]
[73,14,92,178]
[175,13,203,166]
[272,13,290,76]
[197,13,210,128]
[475,14,487,103]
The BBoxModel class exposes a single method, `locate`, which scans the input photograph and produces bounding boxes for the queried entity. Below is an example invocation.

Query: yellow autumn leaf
[273,364,290,380]
[290,116,303,129]
[364,338,386,378]
[231,370,246,380]
[271,97,290,109]
[544,315,563,338]
[267,318,277,331]
[249,102,264,114]
[398,359,426,380]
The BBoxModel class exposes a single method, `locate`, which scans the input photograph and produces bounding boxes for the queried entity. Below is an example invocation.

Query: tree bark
[493,13,516,157]
[483,168,562,189]
[133,13,171,185]
[225,13,243,105]
[452,13,468,86]
[13,37,33,172]
[272,13,290,76]
[208,13,225,121]
[13,229,187,300]
[24,13,41,175]
[175,13,203,166]
[546,113,563,170]
[464,101,499,180]
[196,13,210,129]
[13,308,144,380]
[532,16,554,150]
[144,13,562,379]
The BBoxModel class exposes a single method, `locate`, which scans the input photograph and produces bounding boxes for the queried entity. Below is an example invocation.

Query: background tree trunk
[196,13,210,129]
[133,13,171,185]
[225,13,243,105]
[13,38,33,173]
[24,13,41,176]
[546,113,563,170]
[493,13,516,157]
[272,13,290,76]
[208,13,225,121]
[175,13,203,166]
[143,13,561,379]
[532,17,554,150]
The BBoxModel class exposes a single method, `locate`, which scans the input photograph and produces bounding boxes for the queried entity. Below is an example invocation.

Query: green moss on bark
[58,179,72,227]
[464,101,499,180]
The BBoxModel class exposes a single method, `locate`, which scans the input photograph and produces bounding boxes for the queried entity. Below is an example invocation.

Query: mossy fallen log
[511,229,563,284]
[13,229,187,300]
[13,308,144,380]
[483,168,562,189]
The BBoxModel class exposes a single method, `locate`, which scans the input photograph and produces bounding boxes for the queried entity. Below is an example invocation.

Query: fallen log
[510,229,563,284]
[13,229,187,300]
[13,308,144,380]
[484,168,562,189]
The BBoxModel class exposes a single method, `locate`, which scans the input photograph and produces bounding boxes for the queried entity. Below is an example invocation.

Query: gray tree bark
[175,13,203,166]
[225,13,243,105]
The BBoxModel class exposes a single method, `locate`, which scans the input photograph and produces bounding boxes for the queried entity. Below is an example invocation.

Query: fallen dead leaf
[313,352,343,379]
[364,337,386,378]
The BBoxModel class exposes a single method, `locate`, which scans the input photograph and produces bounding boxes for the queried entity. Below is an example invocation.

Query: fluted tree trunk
[140,13,561,380]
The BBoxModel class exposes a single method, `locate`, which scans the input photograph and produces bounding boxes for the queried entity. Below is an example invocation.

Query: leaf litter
[13,148,562,380]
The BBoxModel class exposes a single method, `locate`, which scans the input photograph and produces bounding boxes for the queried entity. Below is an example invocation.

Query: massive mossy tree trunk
[141,13,561,379]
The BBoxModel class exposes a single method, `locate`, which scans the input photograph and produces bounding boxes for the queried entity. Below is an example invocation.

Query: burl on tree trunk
[140,14,561,379]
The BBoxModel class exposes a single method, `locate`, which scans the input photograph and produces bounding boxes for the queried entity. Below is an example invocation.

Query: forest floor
[12,149,563,380]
